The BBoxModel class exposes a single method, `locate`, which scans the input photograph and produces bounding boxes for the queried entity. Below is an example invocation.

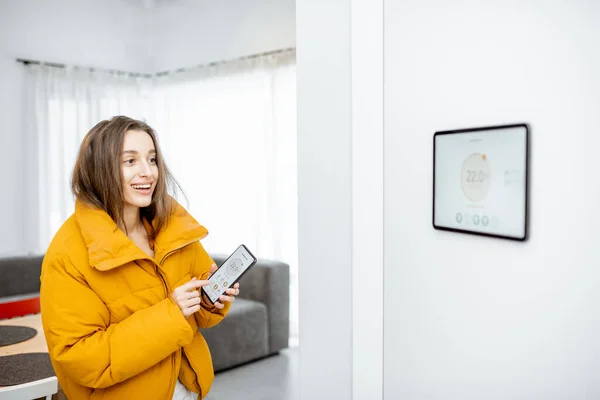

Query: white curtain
[24,65,150,253]
[148,53,297,270]
[24,51,299,344]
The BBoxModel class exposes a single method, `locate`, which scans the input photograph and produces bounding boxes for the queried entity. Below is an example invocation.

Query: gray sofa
[0,253,290,373]
[202,254,290,371]
[0,254,45,298]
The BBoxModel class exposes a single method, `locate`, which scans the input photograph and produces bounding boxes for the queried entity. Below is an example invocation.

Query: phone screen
[202,244,257,304]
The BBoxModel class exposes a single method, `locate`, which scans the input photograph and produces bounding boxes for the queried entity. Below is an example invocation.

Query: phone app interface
[434,126,527,239]
[204,246,254,303]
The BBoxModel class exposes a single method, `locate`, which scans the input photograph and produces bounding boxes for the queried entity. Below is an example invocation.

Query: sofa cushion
[200,298,268,372]
[211,254,290,354]
[0,255,44,297]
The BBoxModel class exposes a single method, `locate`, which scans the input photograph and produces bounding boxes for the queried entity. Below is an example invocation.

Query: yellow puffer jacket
[40,199,230,400]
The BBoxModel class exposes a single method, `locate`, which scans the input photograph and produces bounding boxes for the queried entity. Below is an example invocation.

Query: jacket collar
[74,198,208,271]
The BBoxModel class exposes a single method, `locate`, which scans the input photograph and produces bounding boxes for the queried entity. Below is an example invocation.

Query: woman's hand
[206,263,241,310]
[170,278,210,318]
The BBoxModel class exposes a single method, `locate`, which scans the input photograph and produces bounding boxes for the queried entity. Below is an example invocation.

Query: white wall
[297,0,384,398]
[296,0,353,398]
[0,0,149,255]
[151,0,296,72]
[351,0,384,398]
[0,0,151,72]
[384,0,600,398]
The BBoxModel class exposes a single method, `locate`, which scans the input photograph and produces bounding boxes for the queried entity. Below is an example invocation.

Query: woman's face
[121,129,159,210]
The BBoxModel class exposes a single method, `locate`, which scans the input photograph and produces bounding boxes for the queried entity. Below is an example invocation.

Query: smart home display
[433,124,529,240]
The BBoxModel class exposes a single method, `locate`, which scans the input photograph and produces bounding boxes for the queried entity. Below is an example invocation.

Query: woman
[40,116,239,400]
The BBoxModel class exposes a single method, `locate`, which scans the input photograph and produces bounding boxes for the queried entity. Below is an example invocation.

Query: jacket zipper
[155,265,169,297]
[157,238,206,399]
[182,347,203,399]
[159,237,205,266]
[152,262,177,397]
[152,236,204,296]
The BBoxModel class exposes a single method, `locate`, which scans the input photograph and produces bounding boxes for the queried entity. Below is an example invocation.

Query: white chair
[0,376,58,400]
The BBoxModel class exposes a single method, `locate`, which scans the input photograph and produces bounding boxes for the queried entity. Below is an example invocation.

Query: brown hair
[71,116,183,239]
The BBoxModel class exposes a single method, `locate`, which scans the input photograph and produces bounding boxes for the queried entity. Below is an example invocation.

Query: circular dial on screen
[226,258,243,277]
[461,153,490,202]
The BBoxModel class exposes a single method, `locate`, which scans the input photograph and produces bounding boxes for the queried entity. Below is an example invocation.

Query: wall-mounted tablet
[433,124,529,241]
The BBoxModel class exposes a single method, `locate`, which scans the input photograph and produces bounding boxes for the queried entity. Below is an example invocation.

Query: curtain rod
[155,47,296,77]
[16,47,296,78]
[15,58,153,78]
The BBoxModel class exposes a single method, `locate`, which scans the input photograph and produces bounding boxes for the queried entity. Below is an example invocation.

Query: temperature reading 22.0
[461,153,491,202]
[465,170,486,182]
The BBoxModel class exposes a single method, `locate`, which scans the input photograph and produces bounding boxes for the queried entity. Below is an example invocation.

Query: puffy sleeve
[40,253,194,389]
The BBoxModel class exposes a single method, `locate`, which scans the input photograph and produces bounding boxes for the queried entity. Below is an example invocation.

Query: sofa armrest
[211,254,290,353]
[0,255,44,297]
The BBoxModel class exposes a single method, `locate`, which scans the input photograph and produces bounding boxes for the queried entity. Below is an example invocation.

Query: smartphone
[201,244,257,304]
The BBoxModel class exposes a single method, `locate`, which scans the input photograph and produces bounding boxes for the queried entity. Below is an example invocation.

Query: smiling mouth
[131,184,152,190]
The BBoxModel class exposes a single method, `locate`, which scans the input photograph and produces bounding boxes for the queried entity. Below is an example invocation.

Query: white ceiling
[120,0,186,8]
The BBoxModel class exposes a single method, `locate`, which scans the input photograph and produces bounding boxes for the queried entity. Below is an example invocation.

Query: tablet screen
[433,124,529,240]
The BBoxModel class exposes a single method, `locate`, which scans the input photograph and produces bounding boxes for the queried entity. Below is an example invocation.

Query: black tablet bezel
[432,123,530,241]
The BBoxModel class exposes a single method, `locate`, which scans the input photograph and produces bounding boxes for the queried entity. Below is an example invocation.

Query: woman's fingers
[219,294,235,303]
[176,289,198,302]
[186,304,201,316]
[171,279,209,317]
[179,279,211,292]
[224,283,241,296]
[172,277,240,317]
[183,296,201,307]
